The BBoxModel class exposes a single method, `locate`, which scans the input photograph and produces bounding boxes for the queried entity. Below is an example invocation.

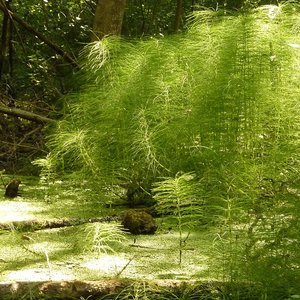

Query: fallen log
[0,279,265,299]
[0,279,219,299]
[0,280,127,299]
[0,216,121,231]
[0,105,55,124]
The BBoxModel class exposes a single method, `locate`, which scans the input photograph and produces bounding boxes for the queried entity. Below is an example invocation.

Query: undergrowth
[34,2,300,296]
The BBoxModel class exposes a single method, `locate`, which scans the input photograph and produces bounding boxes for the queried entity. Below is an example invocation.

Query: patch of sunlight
[27,241,74,257]
[156,262,209,280]
[0,201,44,222]
[261,23,270,31]
[6,268,75,282]
[288,43,300,49]
[81,255,133,274]
[267,5,280,19]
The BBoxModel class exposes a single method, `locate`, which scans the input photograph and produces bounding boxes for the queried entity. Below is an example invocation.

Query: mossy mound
[121,210,157,234]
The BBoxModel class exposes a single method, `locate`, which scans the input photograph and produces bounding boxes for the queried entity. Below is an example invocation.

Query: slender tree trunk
[0,5,9,78]
[174,0,183,33]
[91,0,127,41]
[139,0,146,35]
[0,0,13,78]
[146,0,160,34]
[8,6,13,76]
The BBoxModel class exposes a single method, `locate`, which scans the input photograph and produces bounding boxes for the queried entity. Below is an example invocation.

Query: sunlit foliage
[45,3,300,293]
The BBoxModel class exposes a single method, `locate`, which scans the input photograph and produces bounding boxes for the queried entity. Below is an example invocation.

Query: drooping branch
[0,105,55,123]
[0,3,78,67]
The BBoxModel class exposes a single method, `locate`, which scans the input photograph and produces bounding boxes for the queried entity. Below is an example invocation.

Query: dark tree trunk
[91,0,127,41]
[0,1,10,78]
[146,0,160,34]
[174,0,183,33]
[7,2,13,76]
[139,0,146,35]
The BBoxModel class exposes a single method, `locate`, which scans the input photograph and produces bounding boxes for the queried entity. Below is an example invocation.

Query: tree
[92,0,127,41]
[174,0,183,33]
[0,0,13,79]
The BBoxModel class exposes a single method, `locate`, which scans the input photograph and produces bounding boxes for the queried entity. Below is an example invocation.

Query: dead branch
[0,104,55,123]
[0,3,78,67]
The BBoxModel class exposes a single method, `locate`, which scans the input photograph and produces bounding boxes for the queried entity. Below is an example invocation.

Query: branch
[0,105,55,123]
[0,4,79,68]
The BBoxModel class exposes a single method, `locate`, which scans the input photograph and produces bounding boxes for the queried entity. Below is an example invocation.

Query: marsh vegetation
[1,2,300,299]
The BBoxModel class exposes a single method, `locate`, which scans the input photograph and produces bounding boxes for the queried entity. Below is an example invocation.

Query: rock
[121,210,157,234]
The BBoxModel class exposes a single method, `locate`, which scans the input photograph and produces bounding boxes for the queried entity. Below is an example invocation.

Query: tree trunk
[0,0,13,78]
[91,0,127,41]
[174,0,183,33]
[0,3,8,78]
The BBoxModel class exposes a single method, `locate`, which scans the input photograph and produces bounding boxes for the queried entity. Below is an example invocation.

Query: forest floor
[0,176,219,284]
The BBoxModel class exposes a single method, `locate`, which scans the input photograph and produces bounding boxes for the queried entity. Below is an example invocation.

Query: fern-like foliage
[153,172,203,264]
[84,223,126,256]
[153,172,203,225]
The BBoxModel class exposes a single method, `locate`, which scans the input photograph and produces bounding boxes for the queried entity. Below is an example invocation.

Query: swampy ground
[0,176,218,283]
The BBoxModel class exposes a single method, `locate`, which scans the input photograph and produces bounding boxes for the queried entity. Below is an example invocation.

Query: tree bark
[0,4,78,67]
[0,2,9,78]
[174,0,183,33]
[91,0,127,41]
[0,105,54,123]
